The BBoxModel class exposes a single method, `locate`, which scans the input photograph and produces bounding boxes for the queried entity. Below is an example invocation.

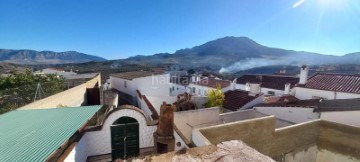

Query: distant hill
[0,49,106,64]
[234,64,360,77]
[124,36,360,72]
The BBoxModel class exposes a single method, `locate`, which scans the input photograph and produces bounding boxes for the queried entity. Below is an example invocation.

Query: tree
[187,69,195,75]
[206,84,225,113]
[0,70,65,114]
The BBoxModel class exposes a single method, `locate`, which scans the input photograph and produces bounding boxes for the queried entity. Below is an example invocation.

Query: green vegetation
[206,85,225,113]
[0,70,65,114]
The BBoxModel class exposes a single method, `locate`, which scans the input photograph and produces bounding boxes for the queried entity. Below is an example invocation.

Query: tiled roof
[0,105,102,162]
[110,71,164,80]
[236,74,299,90]
[315,98,360,112]
[223,90,257,111]
[195,78,231,89]
[258,98,320,108]
[263,95,299,104]
[303,73,360,94]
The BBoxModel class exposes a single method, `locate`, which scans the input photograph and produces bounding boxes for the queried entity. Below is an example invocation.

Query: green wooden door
[111,122,139,160]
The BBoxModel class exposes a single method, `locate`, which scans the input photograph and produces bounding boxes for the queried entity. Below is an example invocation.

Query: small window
[198,89,201,95]
[124,81,127,88]
[268,91,275,95]
[176,142,182,147]
[192,87,196,93]
[204,90,208,96]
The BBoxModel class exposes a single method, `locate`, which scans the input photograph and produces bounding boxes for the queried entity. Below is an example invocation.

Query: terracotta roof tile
[303,73,360,94]
[236,74,299,90]
[258,97,320,108]
[196,78,231,89]
[223,90,257,111]
[315,98,360,112]
[263,95,299,104]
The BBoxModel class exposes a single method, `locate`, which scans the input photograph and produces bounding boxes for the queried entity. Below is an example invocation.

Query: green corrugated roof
[0,105,102,162]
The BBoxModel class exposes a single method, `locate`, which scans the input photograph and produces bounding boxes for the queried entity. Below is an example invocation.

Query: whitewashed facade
[110,73,171,97]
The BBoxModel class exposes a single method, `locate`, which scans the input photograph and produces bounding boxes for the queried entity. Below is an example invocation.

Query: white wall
[260,87,284,96]
[192,129,212,147]
[138,97,153,120]
[63,135,88,162]
[320,111,360,127]
[110,74,171,98]
[336,92,360,99]
[83,109,156,157]
[174,107,220,141]
[236,84,290,96]
[170,83,187,96]
[188,84,229,97]
[235,84,246,91]
[295,87,360,100]
[255,107,320,124]
[174,130,189,151]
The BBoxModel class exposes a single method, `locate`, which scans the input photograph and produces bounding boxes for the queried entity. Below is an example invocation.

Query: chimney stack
[284,83,291,95]
[299,65,308,85]
[154,102,175,154]
[248,83,261,96]
[245,82,251,91]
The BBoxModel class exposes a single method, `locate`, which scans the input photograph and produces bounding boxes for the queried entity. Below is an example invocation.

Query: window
[268,91,275,95]
[204,90,208,96]
[198,89,201,95]
[192,87,195,93]
[124,81,127,88]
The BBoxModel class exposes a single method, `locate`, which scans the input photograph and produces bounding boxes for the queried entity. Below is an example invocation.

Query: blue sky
[0,0,359,59]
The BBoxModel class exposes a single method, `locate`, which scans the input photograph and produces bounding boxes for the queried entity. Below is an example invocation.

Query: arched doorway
[111,117,139,160]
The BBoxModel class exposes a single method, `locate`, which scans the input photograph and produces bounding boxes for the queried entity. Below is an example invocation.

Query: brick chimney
[153,102,175,154]
[299,65,308,85]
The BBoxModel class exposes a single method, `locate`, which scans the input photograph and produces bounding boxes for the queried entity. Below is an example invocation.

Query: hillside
[124,36,360,72]
[0,49,106,64]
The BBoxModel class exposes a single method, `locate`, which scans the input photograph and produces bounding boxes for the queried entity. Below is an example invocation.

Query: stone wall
[198,117,360,161]
[19,74,101,109]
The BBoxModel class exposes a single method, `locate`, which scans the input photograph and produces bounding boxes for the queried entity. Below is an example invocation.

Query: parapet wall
[19,74,101,109]
[198,117,360,161]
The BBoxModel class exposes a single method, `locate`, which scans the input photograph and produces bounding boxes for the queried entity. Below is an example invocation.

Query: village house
[187,77,232,96]
[34,67,77,76]
[235,73,299,96]
[294,72,360,100]
[109,71,171,105]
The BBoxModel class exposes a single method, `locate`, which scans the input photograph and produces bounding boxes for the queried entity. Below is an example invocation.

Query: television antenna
[33,83,45,102]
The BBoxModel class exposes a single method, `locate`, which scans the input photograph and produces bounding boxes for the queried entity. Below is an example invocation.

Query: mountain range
[1,37,360,73]
[124,36,360,73]
[0,49,106,64]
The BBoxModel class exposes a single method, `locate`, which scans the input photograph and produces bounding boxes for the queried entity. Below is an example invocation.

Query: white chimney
[249,83,260,96]
[299,65,308,84]
[231,79,237,90]
[284,83,291,95]
[245,82,251,91]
